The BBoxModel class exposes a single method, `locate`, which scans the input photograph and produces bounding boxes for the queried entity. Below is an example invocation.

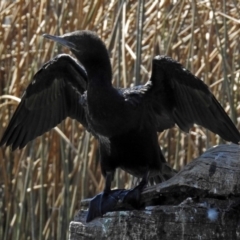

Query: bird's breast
[86,87,136,137]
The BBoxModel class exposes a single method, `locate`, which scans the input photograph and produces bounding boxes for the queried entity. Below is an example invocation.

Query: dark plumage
[1,30,240,221]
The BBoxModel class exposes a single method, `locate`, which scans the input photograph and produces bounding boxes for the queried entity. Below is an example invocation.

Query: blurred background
[0,0,240,239]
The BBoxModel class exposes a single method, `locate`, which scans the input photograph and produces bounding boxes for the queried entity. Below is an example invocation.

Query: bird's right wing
[0,54,89,150]
[147,56,240,144]
[123,56,240,144]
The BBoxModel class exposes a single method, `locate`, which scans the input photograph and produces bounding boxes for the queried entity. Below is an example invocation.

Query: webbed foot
[121,177,147,209]
[86,172,149,222]
[86,189,124,222]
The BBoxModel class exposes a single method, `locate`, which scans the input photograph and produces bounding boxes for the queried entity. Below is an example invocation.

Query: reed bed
[0,0,239,239]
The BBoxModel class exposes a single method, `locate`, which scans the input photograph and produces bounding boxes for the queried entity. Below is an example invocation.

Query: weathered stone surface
[142,143,240,205]
[70,198,240,240]
[69,144,240,240]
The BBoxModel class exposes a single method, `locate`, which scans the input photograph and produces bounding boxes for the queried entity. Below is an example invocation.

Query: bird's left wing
[150,56,240,143]
[0,54,89,150]
[123,56,240,144]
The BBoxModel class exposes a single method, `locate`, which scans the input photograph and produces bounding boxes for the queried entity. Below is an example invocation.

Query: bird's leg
[98,171,115,213]
[86,172,149,222]
[103,171,113,194]
[86,171,121,222]
[121,171,149,209]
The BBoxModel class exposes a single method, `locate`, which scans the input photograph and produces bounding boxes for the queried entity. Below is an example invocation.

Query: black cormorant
[1,30,240,221]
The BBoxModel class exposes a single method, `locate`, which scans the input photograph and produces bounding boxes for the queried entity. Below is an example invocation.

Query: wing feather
[0,54,88,150]
[147,55,240,143]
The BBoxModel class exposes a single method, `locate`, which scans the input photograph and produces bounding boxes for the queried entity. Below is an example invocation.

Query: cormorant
[1,30,240,222]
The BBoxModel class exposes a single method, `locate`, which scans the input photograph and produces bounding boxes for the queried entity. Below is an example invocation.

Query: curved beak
[43,34,77,51]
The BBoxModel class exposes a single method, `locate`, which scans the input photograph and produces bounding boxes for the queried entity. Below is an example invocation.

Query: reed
[0,0,239,239]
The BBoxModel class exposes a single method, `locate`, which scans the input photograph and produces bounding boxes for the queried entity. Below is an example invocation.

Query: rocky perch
[69,144,240,240]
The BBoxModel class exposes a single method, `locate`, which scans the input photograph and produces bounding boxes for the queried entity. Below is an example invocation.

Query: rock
[69,144,240,240]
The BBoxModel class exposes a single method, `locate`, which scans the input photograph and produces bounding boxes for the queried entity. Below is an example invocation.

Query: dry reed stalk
[0,0,239,239]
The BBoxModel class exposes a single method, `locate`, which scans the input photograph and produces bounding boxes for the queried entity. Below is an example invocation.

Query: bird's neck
[84,58,113,88]
[72,40,112,87]
[87,68,112,87]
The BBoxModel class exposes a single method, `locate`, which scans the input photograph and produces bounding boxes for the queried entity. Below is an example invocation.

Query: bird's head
[43,30,112,82]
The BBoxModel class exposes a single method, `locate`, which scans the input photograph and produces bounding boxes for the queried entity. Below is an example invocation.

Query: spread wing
[0,54,89,150]
[124,56,240,144]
